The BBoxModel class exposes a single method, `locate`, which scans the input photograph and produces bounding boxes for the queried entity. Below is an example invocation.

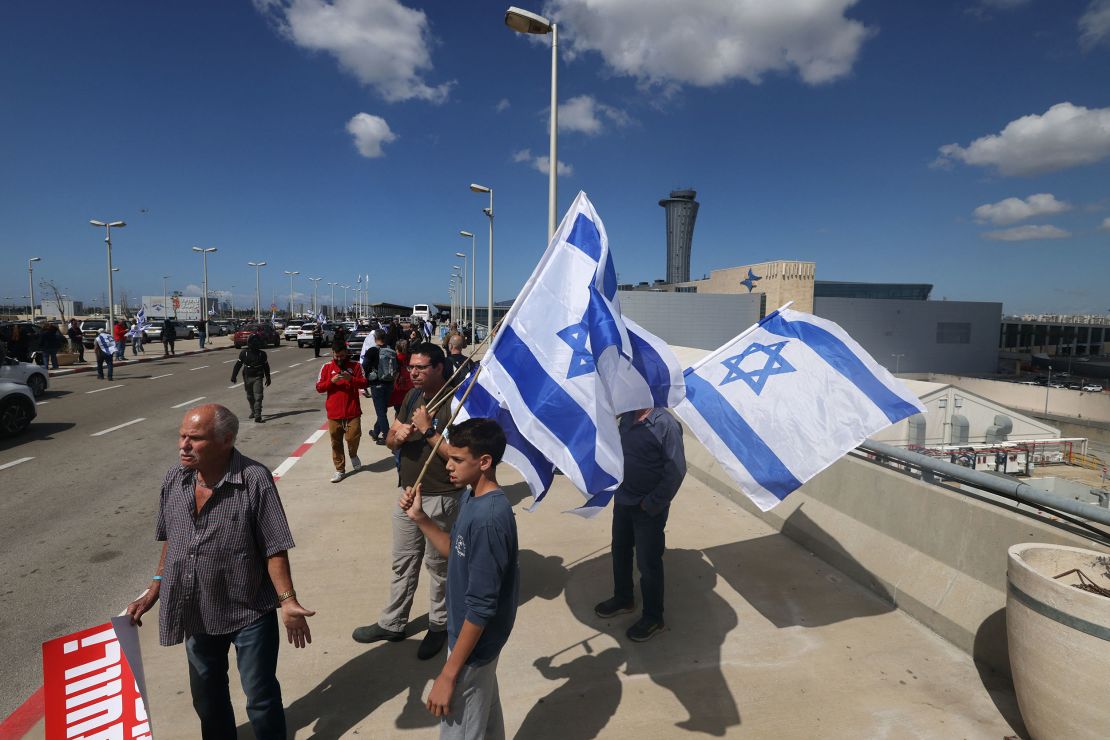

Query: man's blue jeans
[198,332,206,349]
[370,382,393,438]
[185,610,285,740]
[612,502,669,623]
[96,353,113,380]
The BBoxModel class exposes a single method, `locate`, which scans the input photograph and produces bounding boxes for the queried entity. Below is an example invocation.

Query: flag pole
[412,362,485,488]
[685,301,794,374]
[424,318,503,416]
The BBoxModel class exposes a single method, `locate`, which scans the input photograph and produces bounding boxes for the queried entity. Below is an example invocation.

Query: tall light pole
[505,6,558,238]
[248,261,266,322]
[455,252,469,327]
[90,220,126,332]
[27,257,42,321]
[283,270,299,318]
[162,275,171,320]
[309,277,322,317]
[328,282,338,321]
[1045,365,1053,415]
[191,247,217,323]
[340,285,350,319]
[470,184,493,334]
[459,231,476,330]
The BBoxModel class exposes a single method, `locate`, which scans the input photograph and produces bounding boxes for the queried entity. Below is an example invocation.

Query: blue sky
[1,0,1108,316]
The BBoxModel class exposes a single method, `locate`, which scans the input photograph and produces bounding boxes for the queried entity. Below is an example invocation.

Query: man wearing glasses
[353,343,463,661]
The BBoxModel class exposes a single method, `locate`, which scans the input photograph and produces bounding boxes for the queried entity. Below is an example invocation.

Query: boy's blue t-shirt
[446,487,519,666]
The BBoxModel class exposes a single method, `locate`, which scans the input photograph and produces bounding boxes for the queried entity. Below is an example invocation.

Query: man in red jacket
[113,320,128,360]
[315,342,369,482]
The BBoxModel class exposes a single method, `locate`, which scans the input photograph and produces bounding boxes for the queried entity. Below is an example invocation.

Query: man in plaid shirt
[125,404,315,739]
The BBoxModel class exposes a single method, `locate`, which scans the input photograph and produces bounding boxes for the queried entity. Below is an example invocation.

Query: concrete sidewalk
[24,416,1024,738]
[47,335,237,377]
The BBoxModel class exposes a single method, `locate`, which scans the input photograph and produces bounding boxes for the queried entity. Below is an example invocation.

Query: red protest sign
[42,622,151,740]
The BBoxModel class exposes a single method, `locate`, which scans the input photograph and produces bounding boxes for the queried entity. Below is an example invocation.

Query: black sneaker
[626,618,665,642]
[352,624,405,644]
[594,597,635,619]
[417,629,448,660]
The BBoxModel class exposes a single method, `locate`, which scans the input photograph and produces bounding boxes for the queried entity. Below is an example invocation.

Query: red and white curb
[272,423,329,480]
[0,419,330,737]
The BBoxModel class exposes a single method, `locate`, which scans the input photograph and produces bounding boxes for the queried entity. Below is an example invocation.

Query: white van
[412,304,431,321]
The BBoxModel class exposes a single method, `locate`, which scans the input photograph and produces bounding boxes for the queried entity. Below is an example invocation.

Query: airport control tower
[659,189,699,284]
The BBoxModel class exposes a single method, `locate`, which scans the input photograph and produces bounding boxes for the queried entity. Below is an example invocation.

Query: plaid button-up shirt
[155,449,295,646]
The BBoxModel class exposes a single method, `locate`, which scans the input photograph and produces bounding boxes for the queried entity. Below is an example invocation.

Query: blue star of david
[719,340,795,395]
[557,322,595,379]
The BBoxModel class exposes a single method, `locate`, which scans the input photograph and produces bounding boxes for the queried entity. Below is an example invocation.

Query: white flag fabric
[675,307,925,511]
[480,191,683,514]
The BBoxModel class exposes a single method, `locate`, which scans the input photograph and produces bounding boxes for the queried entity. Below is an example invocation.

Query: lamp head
[505,6,553,34]
[469,183,491,194]
[89,220,105,227]
[108,221,126,228]
[459,230,474,238]
[455,252,466,258]
[29,257,41,264]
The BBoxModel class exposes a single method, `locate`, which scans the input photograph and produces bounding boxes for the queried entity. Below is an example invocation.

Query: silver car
[0,380,36,437]
[0,356,50,398]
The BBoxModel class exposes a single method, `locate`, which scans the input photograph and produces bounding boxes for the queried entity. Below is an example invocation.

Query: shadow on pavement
[0,422,76,452]
[263,409,317,422]
[973,608,1028,738]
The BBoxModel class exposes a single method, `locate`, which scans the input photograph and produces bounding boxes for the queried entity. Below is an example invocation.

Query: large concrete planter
[1007,543,1110,739]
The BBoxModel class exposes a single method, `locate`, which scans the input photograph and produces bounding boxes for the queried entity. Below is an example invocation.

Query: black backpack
[367,346,397,383]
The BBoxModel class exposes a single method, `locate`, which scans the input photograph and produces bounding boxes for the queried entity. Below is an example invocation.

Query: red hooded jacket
[316,357,369,419]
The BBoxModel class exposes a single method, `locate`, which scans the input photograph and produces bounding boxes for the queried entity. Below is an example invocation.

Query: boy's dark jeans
[95,353,113,380]
[370,383,393,438]
[185,610,285,740]
[611,502,669,623]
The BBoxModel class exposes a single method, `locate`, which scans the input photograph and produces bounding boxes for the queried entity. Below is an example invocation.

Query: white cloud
[254,0,450,103]
[545,0,873,88]
[982,224,1072,241]
[934,102,1110,176]
[557,95,631,135]
[183,284,203,296]
[973,193,1072,225]
[495,98,511,113]
[512,148,573,176]
[1080,0,1110,49]
[1100,217,1110,231]
[346,113,397,158]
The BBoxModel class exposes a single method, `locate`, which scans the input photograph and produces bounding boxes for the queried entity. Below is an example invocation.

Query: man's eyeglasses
[408,363,433,372]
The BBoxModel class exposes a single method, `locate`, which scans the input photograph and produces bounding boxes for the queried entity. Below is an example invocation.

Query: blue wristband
[152,575,162,581]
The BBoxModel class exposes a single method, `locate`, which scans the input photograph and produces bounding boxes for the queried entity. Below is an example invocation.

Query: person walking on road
[353,343,462,661]
[197,318,208,350]
[130,321,145,355]
[231,334,272,423]
[94,327,115,381]
[312,322,323,358]
[113,320,128,360]
[125,404,315,740]
[594,407,687,642]
[67,319,85,363]
[162,318,177,357]
[315,343,368,482]
[361,330,396,444]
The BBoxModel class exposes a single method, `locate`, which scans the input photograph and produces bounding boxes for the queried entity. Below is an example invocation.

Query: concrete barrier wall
[682,437,1110,677]
[927,373,1110,423]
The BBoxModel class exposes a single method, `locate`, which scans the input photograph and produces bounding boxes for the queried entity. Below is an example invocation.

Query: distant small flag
[270,310,276,323]
[136,307,149,329]
[208,307,216,317]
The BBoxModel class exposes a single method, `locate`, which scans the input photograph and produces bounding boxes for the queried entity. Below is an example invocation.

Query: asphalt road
[0,342,337,719]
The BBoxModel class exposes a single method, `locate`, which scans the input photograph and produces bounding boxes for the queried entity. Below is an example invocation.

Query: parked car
[233,323,281,348]
[204,322,227,337]
[0,321,43,358]
[1082,384,1104,392]
[0,380,36,437]
[345,325,375,352]
[79,319,109,348]
[296,323,337,348]
[145,320,194,341]
[0,356,49,397]
[284,321,305,341]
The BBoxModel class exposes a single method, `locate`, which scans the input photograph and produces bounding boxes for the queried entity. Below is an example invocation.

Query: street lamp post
[1045,365,1053,415]
[191,247,217,324]
[27,257,42,321]
[455,252,469,328]
[283,270,299,319]
[90,220,126,332]
[328,282,338,321]
[247,261,267,322]
[340,285,350,319]
[309,277,322,317]
[505,6,558,238]
[470,184,494,334]
[459,231,476,329]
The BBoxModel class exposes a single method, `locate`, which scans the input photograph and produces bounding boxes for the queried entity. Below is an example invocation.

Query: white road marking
[150,373,173,380]
[86,385,124,394]
[271,370,281,374]
[35,401,49,406]
[223,359,237,364]
[306,429,326,444]
[0,457,34,471]
[288,363,301,368]
[272,457,298,478]
[91,418,146,437]
[189,365,210,371]
[171,396,206,409]
[228,383,243,389]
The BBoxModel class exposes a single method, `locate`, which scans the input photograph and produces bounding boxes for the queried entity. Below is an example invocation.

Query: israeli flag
[452,366,556,508]
[675,307,925,511]
[136,307,149,330]
[317,312,326,324]
[481,191,683,515]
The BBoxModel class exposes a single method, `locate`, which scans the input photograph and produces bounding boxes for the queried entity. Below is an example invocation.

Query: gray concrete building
[658,189,699,284]
[814,297,1002,375]
[618,290,760,351]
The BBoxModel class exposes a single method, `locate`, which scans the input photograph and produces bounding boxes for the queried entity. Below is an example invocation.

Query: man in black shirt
[230,335,272,423]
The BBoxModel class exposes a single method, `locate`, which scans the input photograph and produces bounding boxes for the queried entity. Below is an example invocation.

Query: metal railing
[858,440,1110,528]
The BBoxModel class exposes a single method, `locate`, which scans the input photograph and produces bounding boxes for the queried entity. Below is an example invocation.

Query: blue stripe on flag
[600,253,617,301]
[458,372,555,499]
[684,373,802,501]
[762,313,921,424]
[629,329,671,408]
[586,289,623,360]
[493,326,619,493]
[566,213,601,261]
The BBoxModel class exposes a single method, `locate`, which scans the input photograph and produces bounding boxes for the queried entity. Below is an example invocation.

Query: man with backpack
[230,334,272,423]
[361,330,396,445]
